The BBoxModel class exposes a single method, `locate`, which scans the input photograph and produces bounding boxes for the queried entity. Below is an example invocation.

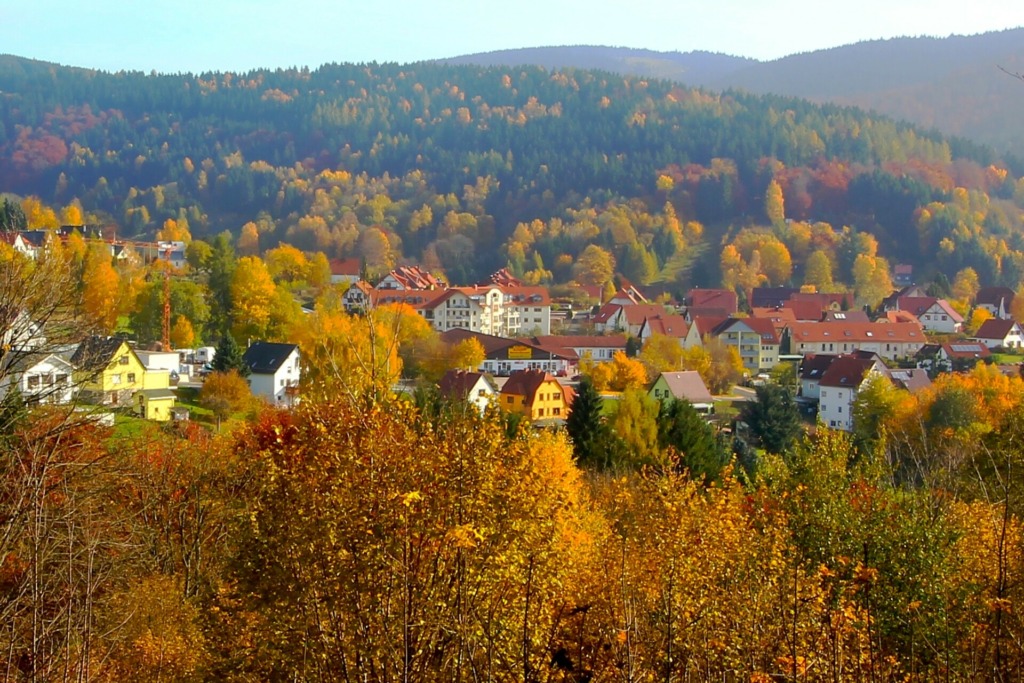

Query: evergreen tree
[740,384,802,454]
[657,398,724,483]
[211,334,250,377]
[565,378,606,468]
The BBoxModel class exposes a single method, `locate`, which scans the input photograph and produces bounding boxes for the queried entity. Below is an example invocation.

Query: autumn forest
[5,52,1024,682]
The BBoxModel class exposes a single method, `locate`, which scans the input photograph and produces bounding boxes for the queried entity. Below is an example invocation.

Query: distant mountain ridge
[440,29,1024,158]
[439,46,755,83]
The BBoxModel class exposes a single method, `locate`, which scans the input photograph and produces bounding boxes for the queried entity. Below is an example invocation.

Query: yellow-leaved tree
[227,398,603,680]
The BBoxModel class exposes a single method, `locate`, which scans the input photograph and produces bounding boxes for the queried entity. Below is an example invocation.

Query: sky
[2,0,1023,74]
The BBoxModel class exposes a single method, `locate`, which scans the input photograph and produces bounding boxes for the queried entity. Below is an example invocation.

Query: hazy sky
[3,0,1022,74]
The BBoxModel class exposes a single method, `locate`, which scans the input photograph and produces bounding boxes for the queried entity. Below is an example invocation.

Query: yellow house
[135,388,176,422]
[71,336,148,406]
[499,369,571,423]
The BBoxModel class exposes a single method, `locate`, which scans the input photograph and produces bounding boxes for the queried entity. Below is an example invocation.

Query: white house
[503,286,552,336]
[438,369,499,415]
[0,352,76,405]
[242,341,301,407]
[818,355,887,431]
[975,319,1024,350]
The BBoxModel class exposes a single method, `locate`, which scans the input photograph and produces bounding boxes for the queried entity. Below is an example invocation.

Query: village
[2,225,1018,438]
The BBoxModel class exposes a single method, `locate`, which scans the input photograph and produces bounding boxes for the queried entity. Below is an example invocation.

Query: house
[798,353,840,402]
[648,371,715,412]
[685,288,738,318]
[683,316,728,350]
[504,286,552,336]
[0,232,36,259]
[71,336,147,405]
[916,342,990,374]
[893,264,914,287]
[499,369,572,423]
[480,267,522,287]
[595,303,669,335]
[427,286,509,336]
[342,280,373,312]
[637,315,689,345]
[818,355,888,431]
[376,265,444,291]
[607,284,649,306]
[711,317,780,372]
[242,341,301,407]
[329,257,362,285]
[892,297,963,334]
[135,388,176,421]
[0,309,46,352]
[156,241,187,269]
[888,368,932,393]
[785,322,925,361]
[751,287,800,309]
[438,369,499,415]
[976,287,1016,319]
[975,319,1024,350]
[0,352,76,405]
[439,329,577,377]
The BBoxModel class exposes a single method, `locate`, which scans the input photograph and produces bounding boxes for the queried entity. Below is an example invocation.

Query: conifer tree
[657,398,724,483]
[565,377,606,468]
[740,384,801,454]
[211,333,250,377]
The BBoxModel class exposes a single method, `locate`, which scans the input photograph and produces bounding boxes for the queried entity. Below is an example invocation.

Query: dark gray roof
[242,341,298,374]
[70,336,128,370]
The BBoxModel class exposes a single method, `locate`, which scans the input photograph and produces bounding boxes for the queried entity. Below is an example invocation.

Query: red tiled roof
[686,288,738,313]
[500,369,568,405]
[501,285,551,306]
[642,314,689,338]
[788,321,924,343]
[329,257,361,276]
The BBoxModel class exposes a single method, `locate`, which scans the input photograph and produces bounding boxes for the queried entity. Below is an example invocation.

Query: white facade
[0,354,76,405]
[136,350,182,373]
[819,369,881,432]
[511,301,550,336]
[248,347,301,406]
[976,322,1024,349]
[917,302,963,334]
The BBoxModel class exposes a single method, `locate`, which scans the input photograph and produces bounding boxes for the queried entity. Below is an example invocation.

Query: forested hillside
[0,56,1022,290]
[445,29,1024,160]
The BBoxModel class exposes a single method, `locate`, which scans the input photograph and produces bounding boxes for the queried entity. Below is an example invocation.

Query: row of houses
[437,367,714,424]
[1,226,187,267]
[0,334,302,421]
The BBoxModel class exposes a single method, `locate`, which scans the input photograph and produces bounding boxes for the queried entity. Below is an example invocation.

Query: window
[553,407,561,416]
[838,406,843,413]
[55,374,67,386]
[111,374,121,385]
[127,373,136,383]
[119,355,129,365]
[27,375,40,390]
[506,396,514,404]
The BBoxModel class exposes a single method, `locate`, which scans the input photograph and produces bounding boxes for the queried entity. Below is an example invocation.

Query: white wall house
[242,342,301,407]
[817,356,887,431]
[975,319,1024,350]
[0,353,76,405]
